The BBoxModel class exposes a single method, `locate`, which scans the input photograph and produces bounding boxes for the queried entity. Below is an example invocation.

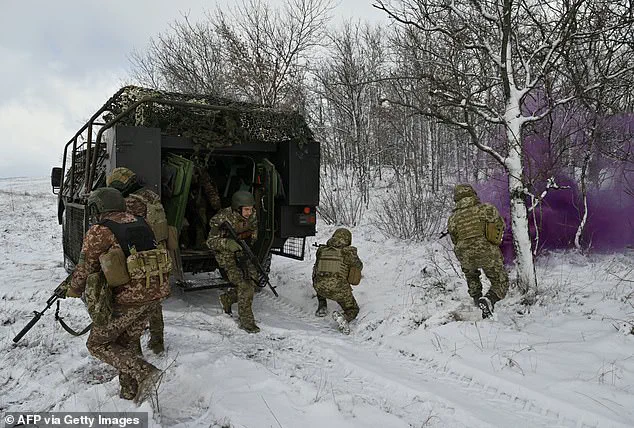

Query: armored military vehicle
[51,86,319,290]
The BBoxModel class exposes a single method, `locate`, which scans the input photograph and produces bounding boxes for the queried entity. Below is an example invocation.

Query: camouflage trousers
[131,303,164,354]
[217,252,257,327]
[313,275,359,322]
[86,302,160,398]
[454,238,509,302]
[148,303,164,344]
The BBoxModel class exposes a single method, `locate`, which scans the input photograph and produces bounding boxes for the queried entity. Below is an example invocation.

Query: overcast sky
[0,0,386,179]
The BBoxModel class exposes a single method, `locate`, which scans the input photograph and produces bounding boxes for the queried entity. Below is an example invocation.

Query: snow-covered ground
[1,177,633,427]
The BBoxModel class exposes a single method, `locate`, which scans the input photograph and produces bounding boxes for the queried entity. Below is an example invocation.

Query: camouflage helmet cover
[331,228,352,246]
[231,190,255,210]
[106,167,137,192]
[87,187,126,216]
[453,184,477,202]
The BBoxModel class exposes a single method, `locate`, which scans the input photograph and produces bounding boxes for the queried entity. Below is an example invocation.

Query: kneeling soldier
[313,228,363,334]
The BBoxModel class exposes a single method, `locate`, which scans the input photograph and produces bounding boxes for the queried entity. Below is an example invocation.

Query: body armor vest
[453,205,485,241]
[100,218,156,257]
[98,218,172,288]
[316,246,347,278]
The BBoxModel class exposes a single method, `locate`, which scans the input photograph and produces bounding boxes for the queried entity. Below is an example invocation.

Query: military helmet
[332,228,352,246]
[453,184,477,202]
[87,187,126,218]
[231,190,255,210]
[106,167,137,194]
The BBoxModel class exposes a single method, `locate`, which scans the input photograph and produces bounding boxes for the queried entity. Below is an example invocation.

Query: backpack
[129,192,169,243]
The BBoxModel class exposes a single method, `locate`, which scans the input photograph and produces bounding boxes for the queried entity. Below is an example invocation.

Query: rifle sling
[55,301,92,336]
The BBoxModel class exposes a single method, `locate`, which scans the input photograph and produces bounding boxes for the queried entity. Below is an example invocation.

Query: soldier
[65,187,170,403]
[206,190,260,333]
[447,184,509,319]
[312,228,363,335]
[106,167,168,354]
[186,166,222,248]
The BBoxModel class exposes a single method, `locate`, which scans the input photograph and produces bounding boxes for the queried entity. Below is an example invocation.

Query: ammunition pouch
[347,266,362,286]
[485,220,504,246]
[99,247,131,287]
[85,272,112,326]
[127,247,173,289]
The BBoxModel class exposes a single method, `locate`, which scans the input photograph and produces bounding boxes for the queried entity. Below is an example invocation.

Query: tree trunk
[505,97,538,299]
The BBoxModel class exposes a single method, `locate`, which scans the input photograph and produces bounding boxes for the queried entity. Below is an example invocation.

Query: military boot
[332,311,350,335]
[478,296,495,319]
[119,376,138,400]
[315,302,327,317]
[134,367,163,406]
[219,293,232,315]
[239,322,260,334]
[148,337,164,355]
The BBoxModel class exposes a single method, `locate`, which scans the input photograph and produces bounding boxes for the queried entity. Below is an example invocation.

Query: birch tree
[373,0,634,300]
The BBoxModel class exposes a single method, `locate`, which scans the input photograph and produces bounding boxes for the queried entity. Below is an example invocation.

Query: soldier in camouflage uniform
[447,184,509,319]
[206,190,260,333]
[313,228,363,334]
[66,187,170,402]
[185,166,222,248]
[107,167,167,354]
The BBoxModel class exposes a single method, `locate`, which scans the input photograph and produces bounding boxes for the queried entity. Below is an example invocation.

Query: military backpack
[128,192,169,243]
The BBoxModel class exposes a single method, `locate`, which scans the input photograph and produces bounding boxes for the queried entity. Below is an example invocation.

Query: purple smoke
[472,113,634,262]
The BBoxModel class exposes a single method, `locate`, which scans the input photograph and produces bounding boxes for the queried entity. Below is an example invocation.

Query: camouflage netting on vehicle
[102,86,314,149]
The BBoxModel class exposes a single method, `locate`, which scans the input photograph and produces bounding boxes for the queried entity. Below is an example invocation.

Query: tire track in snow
[254,292,629,428]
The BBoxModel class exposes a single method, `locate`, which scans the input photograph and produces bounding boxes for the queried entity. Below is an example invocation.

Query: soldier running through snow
[313,228,363,334]
[447,184,508,319]
[206,190,261,333]
[107,167,169,354]
[65,187,170,403]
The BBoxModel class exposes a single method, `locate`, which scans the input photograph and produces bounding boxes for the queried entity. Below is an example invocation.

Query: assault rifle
[222,222,279,297]
[13,274,91,343]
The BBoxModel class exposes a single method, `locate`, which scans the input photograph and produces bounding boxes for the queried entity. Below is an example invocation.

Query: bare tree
[373,0,634,300]
[129,14,230,95]
[129,0,334,109]
[215,0,333,108]
[312,21,387,204]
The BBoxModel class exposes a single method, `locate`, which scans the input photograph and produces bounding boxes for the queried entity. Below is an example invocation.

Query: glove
[65,287,82,298]
[238,230,254,240]
[226,239,242,253]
